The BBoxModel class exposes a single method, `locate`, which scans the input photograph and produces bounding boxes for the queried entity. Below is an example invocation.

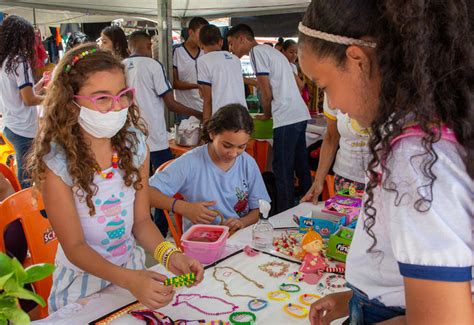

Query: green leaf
[0,318,7,325]
[0,296,17,309]
[0,273,13,290]
[5,286,46,307]
[25,264,55,284]
[0,254,12,277]
[3,278,19,292]
[0,307,30,324]
[10,258,27,286]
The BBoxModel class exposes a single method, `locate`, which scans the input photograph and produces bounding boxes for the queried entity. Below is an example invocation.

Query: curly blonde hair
[28,43,148,216]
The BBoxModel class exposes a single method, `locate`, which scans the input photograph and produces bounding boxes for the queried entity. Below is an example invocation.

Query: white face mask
[77,104,128,138]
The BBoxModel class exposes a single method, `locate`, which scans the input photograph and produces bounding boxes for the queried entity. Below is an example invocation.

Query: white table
[34,203,348,325]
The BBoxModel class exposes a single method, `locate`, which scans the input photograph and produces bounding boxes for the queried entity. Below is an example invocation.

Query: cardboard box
[299,211,344,238]
[326,227,354,262]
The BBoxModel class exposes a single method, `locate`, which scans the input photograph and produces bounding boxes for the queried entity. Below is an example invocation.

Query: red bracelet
[171,198,180,213]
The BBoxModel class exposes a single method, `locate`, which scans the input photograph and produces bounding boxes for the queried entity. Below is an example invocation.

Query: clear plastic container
[252,214,274,249]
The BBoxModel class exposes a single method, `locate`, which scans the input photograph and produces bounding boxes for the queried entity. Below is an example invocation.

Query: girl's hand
[300,179,325,204]
[223,218,244,233]
[167,253,204,286]
[309,291,352,325]
[34,78,46,95]
[127,270,175,310]
[182,201,219,224]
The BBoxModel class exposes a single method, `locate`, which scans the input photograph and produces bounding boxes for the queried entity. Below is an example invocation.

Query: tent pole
[157,0,174,127]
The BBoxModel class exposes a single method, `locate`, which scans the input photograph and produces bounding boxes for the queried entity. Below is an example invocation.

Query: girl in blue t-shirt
[298,1,473,324]
[150,104,270,233]
[28,44,203,313]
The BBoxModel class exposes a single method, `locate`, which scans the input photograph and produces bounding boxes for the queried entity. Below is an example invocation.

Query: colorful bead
[165,272,196,287]
[96,151,119,180]
[65,48,99,73]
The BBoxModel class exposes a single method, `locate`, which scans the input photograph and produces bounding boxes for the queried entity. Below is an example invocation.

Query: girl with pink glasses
[27,44,204,313]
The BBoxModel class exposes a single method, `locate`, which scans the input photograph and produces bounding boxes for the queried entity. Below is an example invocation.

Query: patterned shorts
[334,174,365,194]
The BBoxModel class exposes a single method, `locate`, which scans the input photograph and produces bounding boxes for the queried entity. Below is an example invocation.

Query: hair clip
[64,48,98,73]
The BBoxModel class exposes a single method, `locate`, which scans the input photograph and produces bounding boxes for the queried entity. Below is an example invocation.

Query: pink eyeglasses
[73,87,135,113]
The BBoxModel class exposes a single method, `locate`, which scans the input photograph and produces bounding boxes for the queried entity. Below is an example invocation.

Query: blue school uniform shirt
[149,144,271,232]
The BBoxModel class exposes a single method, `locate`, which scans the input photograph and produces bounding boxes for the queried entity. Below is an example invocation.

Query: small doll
[299,230,328,274]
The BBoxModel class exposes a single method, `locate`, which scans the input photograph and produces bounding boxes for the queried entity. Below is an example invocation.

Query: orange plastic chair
[0,132,16,173]
[322,174,335,201]
[156,160,184,250]
[0,163,21,192]
[0,188,58,319]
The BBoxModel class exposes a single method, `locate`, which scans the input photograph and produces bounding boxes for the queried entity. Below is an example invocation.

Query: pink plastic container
[181,225,229,264]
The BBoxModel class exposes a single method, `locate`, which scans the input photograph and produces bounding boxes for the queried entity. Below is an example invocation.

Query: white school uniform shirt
[123,55,172,152]
[0,57,38,138]
[172,44,203,112]
[196,51,247,115]
[43,128,148,272]
[324,98,371,183]
[346,136,473,307]
[249,44,310,129]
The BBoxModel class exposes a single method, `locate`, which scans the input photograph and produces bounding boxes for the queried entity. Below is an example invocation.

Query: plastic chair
[0,188,58,319]
[0,132,16,173]
[0,163,21,192]
[322,174,335,201]
[156,160,184,250]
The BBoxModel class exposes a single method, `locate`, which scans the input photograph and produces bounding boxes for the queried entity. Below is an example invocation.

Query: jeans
[273,120,312,213]
[347,283,406,324]
[3,127,33,188]
[150,148,174,237]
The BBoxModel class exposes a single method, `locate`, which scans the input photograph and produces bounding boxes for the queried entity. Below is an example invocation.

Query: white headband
[298,22,377,49]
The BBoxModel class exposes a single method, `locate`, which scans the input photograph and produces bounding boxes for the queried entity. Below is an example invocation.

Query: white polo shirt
[196,51,247,115]
[0,57,38,138]
[172,44,203,112]
[346,137,473,307]
[249,44,310,129]
[123,55,172,152]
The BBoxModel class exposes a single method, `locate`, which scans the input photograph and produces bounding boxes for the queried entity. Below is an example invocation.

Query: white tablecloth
[34,203,348,325]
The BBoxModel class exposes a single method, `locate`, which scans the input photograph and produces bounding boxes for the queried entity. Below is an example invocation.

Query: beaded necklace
[213,266,264,298]
[172,293,238,316]
[96,151,119,179]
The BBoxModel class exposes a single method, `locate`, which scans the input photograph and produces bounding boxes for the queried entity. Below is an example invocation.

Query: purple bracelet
[171,198,180,213]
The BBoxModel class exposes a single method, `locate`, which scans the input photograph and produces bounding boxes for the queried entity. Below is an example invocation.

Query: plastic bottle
[252,200,274,249]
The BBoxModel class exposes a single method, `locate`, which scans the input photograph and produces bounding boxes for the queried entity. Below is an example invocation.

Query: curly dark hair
[27,43,148,216]
[300,0,473,252]
[0,15,35,74]
[102,26,129,59]
[202,104,253,143]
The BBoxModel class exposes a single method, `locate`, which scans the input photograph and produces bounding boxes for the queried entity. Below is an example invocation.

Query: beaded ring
[325,274,346,289]
[229,311,256,325]
[247,299,268,312]
[267,290,291,301]
[279,283,301,293]
[299,293,321,306]
[283,303,309,319]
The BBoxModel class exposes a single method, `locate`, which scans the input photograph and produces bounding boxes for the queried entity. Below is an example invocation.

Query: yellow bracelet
[153,241,177,264]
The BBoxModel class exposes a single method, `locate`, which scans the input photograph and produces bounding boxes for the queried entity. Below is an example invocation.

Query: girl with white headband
[298,1,473,324]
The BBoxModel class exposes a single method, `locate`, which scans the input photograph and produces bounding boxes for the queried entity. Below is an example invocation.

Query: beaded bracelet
[153,241,180,267]
[325,274,346,289]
